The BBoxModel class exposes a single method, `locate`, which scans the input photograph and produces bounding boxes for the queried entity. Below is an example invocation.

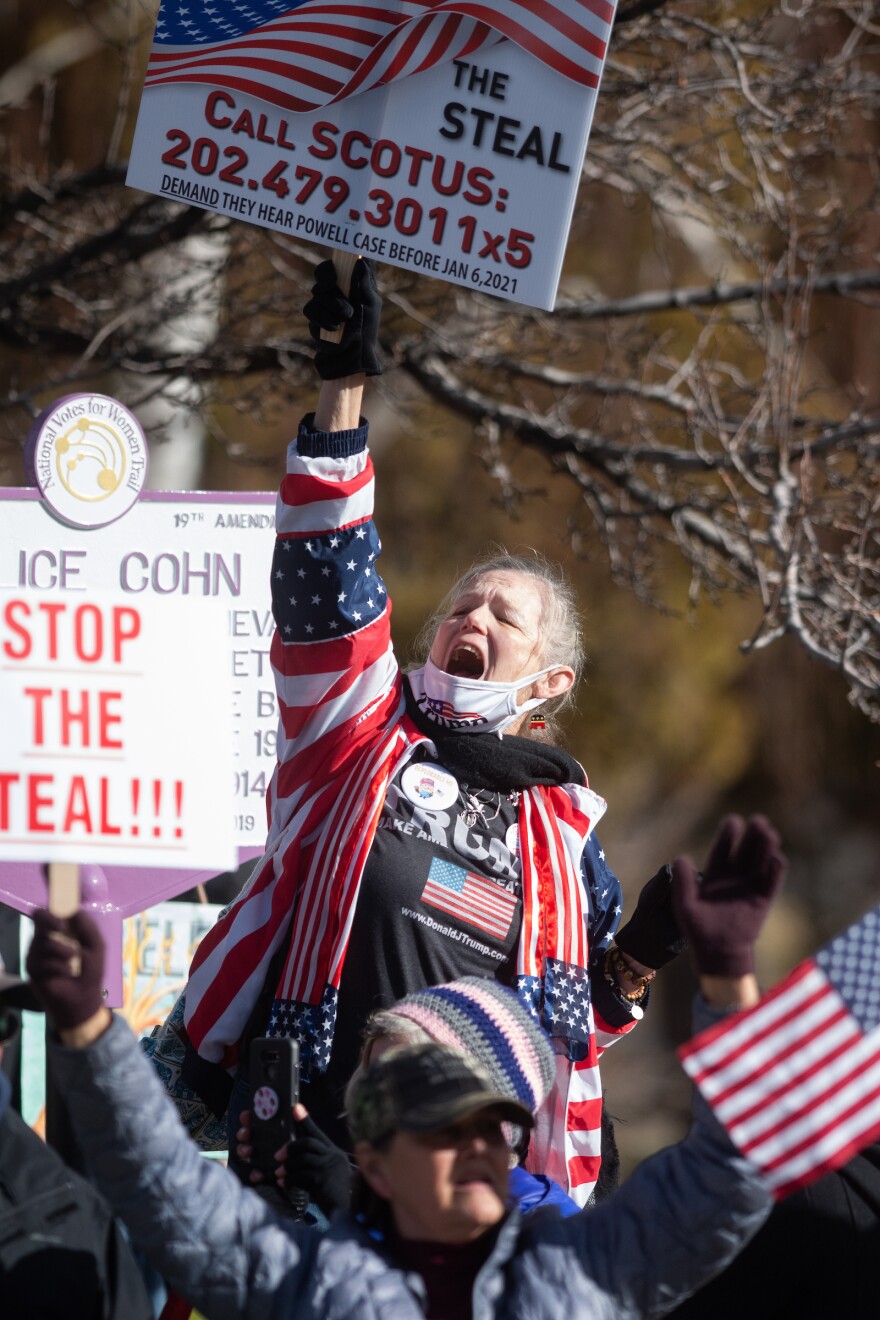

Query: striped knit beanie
[387,977,554,1116]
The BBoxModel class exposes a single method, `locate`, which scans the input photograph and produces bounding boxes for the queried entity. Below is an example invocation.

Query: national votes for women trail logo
[25,394,148,529]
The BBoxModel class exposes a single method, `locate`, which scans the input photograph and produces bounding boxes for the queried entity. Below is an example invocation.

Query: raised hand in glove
[25,909,106,1030]
[616,863,689,970]
[303,258,382,379]
[671,814,786,977]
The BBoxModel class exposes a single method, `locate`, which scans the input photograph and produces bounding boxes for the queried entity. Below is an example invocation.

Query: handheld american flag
[678,903,880,1200]
[146,1,618,113]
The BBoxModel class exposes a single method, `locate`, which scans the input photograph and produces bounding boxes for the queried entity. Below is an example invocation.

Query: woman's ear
[535,666,575,700]
[354,1142,392,1201]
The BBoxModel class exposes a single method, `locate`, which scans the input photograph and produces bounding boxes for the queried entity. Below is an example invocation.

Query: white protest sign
[0,489,276,855]
[0,585,236,870]
[126,2,618,310]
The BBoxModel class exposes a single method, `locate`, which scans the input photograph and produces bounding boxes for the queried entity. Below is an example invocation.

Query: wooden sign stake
[319,250,359,345]
[46,861,82,975]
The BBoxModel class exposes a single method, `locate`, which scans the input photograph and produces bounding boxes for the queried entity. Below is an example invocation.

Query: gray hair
[343,1010,432,1120]
[411,549,586,741]
[361,1009,432,1060]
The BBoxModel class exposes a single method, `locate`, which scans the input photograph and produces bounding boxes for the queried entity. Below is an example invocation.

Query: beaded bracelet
[603,950,644,1002]
[604,946,655,1002]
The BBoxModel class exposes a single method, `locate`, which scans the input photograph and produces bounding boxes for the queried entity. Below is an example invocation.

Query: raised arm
[313,375,364,432]
[26,912,311,1320]
[267,256,392,804]
[557,816,786,1316]
[182,258,396,1068]
[672,814,786,1011]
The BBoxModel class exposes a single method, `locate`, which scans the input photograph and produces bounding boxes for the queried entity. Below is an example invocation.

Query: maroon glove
[671,815,786,977]
[25,909,106,1030]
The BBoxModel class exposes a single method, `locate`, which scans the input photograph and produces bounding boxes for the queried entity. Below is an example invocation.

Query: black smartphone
[249,1037,299,1176]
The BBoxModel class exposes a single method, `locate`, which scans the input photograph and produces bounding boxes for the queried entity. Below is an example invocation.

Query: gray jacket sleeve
[47,1015,318,1320]
[542,996,773,1317]
[566,1093,771,1316]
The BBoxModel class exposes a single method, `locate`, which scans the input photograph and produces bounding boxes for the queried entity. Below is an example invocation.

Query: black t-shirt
[300,746,523,1148]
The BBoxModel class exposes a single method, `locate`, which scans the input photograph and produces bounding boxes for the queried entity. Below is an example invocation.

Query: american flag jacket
[185,415,641,1204]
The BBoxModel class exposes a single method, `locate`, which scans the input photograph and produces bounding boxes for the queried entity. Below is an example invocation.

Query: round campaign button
[253,1086,280,1120]
[401,760,459,811]
[505,823,520,857]
[25,393,148,528]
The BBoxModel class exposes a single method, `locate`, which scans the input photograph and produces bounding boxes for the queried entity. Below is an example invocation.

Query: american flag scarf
[275,748,614,1206]
[260,717,607,1034]
[187,716,616,1203]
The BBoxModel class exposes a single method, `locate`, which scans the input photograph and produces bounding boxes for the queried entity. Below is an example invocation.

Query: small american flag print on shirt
[421,856,518,941]
[679,903,880,1200]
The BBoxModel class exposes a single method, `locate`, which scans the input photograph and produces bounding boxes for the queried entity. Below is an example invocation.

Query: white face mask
[408,657,554,737]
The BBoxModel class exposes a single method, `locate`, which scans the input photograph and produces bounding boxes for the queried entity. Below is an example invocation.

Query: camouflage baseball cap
[346,1042,535,1147]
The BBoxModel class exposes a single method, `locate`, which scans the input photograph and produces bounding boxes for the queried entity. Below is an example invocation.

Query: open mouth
[454,1170,498,1192]
[446,644,485,679]
[455,1170,492,1185]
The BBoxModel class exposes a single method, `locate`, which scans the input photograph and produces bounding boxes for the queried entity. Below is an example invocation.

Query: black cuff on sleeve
[296,412,368,458]
[591,964,650,1028]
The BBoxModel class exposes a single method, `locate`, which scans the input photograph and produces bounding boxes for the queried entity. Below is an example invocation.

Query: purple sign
[2,852,261,1005]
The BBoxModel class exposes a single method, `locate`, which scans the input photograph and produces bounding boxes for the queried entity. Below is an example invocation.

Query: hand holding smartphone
[249,1037,299,1178]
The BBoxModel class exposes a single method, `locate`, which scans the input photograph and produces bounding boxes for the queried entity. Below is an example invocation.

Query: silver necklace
[459,785,521,829]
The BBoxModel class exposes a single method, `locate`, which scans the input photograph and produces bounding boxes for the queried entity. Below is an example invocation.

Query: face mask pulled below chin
[408,657,553,736]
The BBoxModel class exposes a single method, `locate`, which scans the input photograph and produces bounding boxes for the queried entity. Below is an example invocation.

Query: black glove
[616,864,688,970]
[283,1112,353,1217]
[303,258,382,379]
[672,814,786,977]
[25,909,105,1030]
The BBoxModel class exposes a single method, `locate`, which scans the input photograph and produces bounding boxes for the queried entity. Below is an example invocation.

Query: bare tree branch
[554,269,880,321]
[1,0,879,718]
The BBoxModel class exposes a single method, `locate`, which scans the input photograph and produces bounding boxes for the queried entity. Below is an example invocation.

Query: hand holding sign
[304,256,383,375]
[316,250,357,347]
[26,906,106,1032]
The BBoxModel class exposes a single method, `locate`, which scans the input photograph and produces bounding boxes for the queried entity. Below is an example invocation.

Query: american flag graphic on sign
[422,856,518,940]
[679,904,880,1200]
[145,1,618,113]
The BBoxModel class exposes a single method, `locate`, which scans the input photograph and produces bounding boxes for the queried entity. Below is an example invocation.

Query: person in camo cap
[29,812,822,1318]
[237,974,576,1219]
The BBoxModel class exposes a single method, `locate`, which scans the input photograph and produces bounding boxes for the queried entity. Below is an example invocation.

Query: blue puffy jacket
[509,1166,580,1218]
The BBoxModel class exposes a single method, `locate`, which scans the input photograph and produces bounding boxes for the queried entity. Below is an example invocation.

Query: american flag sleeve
[182,417,401,1063]
[267,416,402,837]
